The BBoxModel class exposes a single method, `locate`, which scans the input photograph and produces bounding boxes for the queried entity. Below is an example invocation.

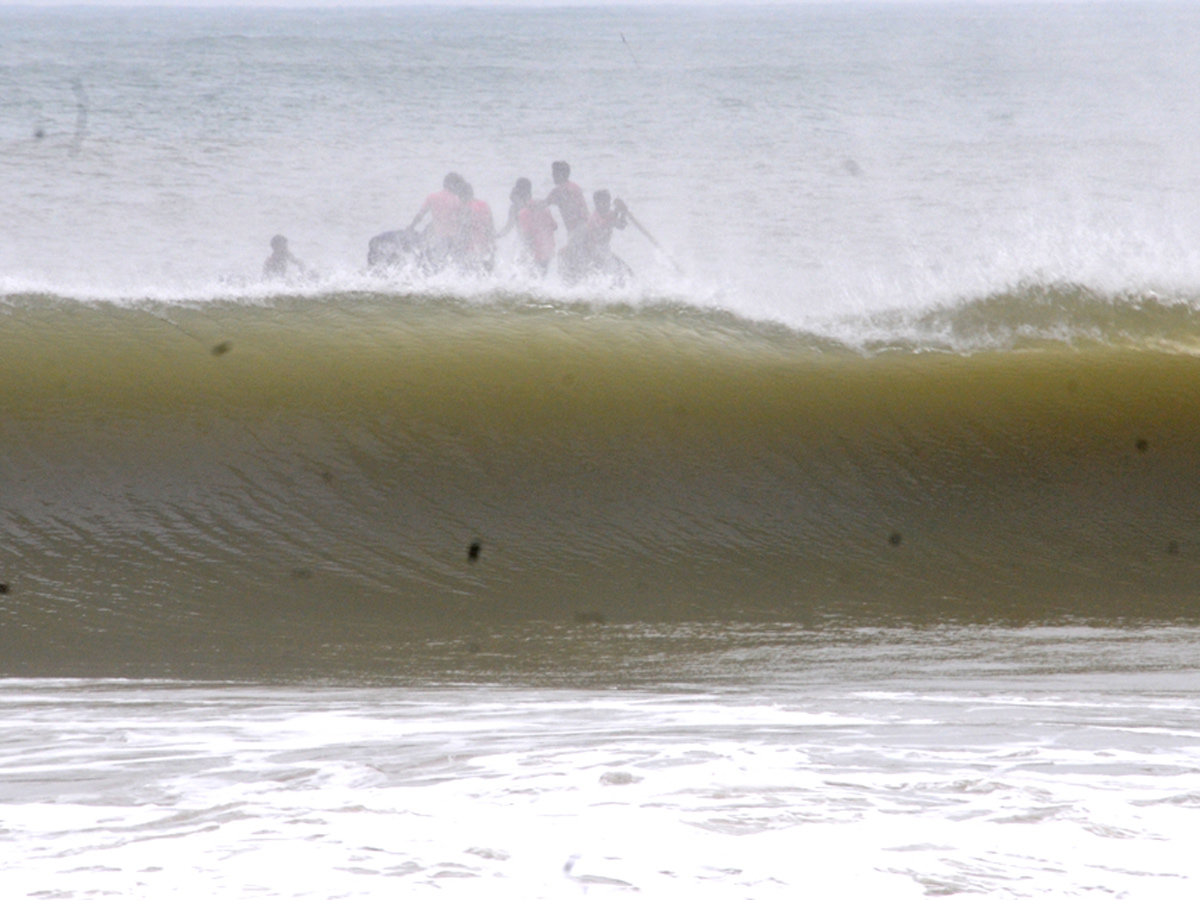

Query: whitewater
[3,4,1200,898]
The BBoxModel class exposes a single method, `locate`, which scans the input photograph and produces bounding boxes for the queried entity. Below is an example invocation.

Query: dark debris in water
[599,771,642,786]
[467,541,482,563]
[889,532,903,547]
[211,341,232,357]
[0,583,8,594]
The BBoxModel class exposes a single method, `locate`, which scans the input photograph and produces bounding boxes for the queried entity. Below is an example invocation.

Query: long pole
[622,206,684,274]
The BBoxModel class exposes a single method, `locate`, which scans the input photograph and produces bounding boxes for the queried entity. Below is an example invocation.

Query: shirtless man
[585,190,631,282]
[545,161,589,236]
[546,161,591,282]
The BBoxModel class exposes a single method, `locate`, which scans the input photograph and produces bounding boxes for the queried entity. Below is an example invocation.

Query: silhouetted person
[546,161,590,281]
[584,190,631,284]
[546,161,589,236]
[262,235,309,281]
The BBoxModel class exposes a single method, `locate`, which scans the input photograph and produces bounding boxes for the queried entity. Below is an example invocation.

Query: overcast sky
[0,0,1111,8]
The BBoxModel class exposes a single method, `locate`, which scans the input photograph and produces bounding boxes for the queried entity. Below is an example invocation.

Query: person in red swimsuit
[500,177,557,276]
[408,172,466,270]
[457,182,496,274]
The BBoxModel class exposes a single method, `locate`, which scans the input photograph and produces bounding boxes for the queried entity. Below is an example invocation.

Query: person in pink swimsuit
[500,177,557,276]
[457,182,496,274]
[408,172,466,269]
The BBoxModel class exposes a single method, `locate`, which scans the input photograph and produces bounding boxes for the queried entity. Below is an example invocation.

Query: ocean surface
[3,3,1200,897]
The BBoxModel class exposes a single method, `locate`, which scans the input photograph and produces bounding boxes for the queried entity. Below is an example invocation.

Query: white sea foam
[3,627,1200,898]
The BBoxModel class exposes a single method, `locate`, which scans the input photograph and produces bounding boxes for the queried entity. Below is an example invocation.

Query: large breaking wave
[3,283,1200,677]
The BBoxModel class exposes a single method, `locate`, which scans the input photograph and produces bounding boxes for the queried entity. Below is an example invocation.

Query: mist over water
[4,4,1200,320]
[5,5,1200,898]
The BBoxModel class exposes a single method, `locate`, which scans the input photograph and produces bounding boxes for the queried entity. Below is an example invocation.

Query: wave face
[4,287,1200,676]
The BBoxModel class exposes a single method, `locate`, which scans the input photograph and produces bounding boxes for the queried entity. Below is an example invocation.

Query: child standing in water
[262,235,310,281]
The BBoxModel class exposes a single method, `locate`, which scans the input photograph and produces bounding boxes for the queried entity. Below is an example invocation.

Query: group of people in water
[266,161,633,284]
